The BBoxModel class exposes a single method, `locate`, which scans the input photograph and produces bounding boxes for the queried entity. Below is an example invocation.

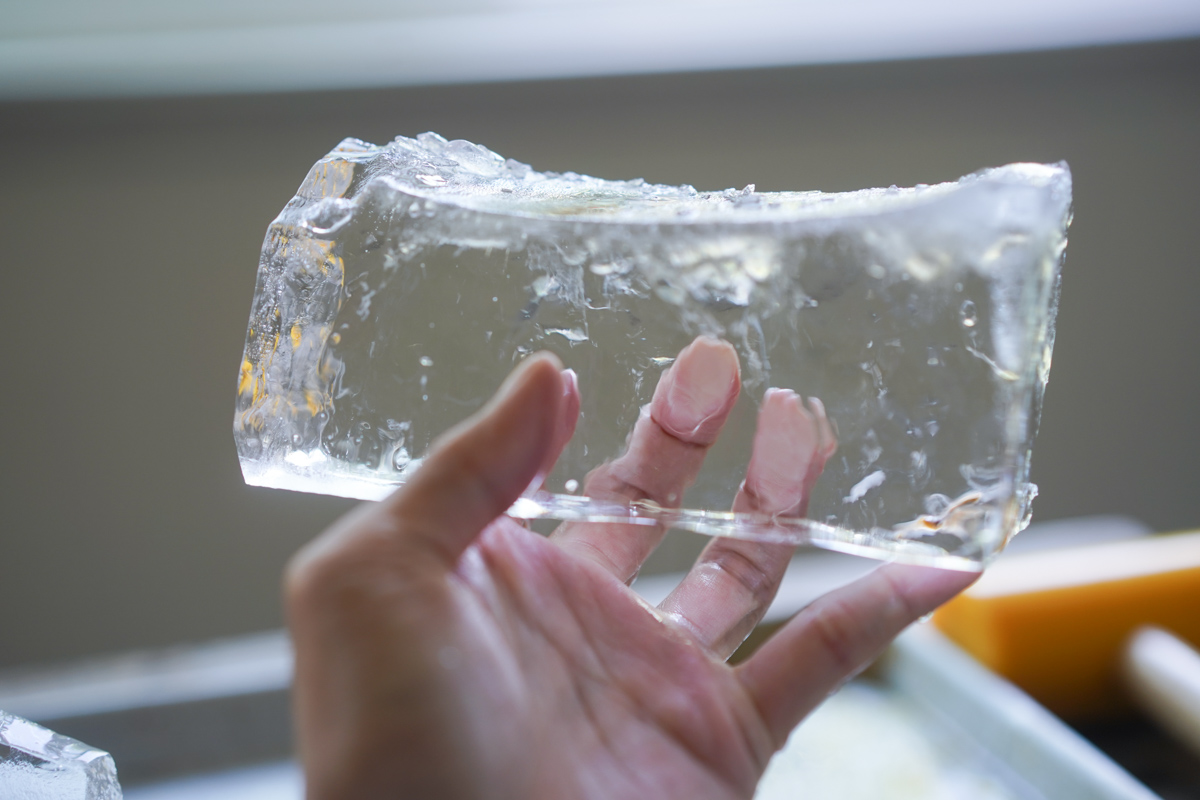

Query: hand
[285,337,976,800]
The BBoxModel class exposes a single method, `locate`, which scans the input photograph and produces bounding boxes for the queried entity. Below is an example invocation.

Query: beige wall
[2,39,1198,669]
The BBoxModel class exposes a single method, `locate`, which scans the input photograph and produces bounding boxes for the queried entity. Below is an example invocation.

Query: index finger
[736,563,978,746]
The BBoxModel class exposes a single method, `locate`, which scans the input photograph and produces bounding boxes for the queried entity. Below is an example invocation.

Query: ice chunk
[234,133,1070,568]
[0,711,122,799]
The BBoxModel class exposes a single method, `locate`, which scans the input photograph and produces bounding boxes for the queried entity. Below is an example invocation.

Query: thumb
[381,352,565,565]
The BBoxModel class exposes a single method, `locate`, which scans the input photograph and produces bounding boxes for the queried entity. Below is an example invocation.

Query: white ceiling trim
[2,0,1199,100]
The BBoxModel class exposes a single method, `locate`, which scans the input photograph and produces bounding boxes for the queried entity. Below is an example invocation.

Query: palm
[287,339,976,799]
[446,519,766,799]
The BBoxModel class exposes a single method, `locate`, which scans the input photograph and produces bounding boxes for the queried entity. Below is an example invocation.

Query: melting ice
[234,133,1071,567]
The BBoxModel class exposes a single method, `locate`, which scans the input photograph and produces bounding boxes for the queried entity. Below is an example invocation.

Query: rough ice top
[326,132,1068,225]
[237,132,1071,567]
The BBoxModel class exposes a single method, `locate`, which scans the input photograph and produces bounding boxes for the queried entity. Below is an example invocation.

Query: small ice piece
[234,133,1071,566]
[0,710,122,799]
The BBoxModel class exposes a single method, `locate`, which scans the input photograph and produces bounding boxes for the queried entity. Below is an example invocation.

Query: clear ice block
[0,711,122,799]
[234,133,1070,568]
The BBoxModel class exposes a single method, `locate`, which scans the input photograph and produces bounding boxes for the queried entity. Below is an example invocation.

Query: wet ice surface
[235,133,1071,567]
[0,711,122,799]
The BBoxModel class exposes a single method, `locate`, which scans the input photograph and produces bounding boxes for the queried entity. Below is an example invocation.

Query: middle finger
[551,336,741,583]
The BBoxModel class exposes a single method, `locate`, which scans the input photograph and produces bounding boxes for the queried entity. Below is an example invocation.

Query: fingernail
[561,368,578,398]
[556,367,581,445]
[661,337,739,438]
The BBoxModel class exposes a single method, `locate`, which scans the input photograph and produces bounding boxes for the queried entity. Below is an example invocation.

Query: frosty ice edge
[0,710,122,799]
[235,133,1070,568]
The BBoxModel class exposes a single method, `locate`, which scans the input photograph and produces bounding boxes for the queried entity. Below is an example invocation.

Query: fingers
[736,563,978,746]
[552,337,740,582]
[659,390,837,659]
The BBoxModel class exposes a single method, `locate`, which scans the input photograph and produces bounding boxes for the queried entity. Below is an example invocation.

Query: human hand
[285,337,977,799]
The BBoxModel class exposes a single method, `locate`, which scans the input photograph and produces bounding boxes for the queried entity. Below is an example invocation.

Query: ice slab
[234,133,1070,568]
[0,711,122,799]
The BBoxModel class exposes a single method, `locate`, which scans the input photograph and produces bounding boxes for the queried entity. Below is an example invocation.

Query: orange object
[934,530,1200,719]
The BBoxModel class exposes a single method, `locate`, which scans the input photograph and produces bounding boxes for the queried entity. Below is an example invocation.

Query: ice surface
[0,711,122,799]
[235,133,1070,568]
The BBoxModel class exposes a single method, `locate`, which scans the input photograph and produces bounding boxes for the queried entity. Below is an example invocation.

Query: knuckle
[706,546,780,610]
[583,466,663,508]
[804,599,868,677]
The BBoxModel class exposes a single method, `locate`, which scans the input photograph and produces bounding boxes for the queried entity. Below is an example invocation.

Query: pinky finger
[735,562,978,747]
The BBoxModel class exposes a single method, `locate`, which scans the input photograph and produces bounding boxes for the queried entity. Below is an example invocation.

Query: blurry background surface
[1,5,1198,670]
[4,0,1198,99]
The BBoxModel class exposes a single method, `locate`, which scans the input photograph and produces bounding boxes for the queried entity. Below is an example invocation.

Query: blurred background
[1,0,1198,675]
